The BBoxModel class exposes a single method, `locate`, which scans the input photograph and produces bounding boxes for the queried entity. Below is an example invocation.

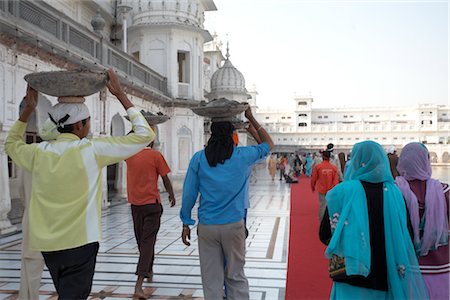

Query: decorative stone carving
[91,10,106,33]
[177,125,192,136]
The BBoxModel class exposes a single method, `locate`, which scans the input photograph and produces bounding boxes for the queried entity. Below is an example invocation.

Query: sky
[204,0,449,109]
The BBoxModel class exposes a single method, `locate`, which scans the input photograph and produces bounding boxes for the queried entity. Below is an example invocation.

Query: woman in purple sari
[396,142,449,300]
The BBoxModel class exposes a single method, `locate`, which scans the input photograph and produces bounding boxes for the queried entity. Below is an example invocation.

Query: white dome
[210,59,246,93]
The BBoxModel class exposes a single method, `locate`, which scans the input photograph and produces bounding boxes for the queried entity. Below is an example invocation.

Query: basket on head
[125,110,170,125]
[190,98,248,118]
[24,70,108,100]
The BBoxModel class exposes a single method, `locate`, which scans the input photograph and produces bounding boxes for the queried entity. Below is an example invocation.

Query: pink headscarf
[396,142,448,256]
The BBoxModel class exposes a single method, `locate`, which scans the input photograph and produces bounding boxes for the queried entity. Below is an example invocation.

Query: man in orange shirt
[311,150,339,221]
[126,139,176,298]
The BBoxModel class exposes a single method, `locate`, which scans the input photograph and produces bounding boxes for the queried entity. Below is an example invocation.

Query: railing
[0,0,169,97]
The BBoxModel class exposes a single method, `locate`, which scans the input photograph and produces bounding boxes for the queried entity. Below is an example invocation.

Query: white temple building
[0,0,448,237]
[0,0,219,234]
[204,43,253,146]
[255,96,450,163]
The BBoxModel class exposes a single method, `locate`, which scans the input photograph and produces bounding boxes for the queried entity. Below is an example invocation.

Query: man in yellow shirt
[5,69,154,299]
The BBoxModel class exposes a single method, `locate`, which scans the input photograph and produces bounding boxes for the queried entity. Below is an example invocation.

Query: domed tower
[127,0,216,101]
[206,44,250,103]
[125,0,217,180]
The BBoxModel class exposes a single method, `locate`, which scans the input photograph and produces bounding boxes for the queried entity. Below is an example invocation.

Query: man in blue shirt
[180,108,273,300]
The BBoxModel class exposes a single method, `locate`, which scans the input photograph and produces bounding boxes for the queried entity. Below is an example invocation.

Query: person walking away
[180,107,274,300]
[387,145,400,179]
[288,154,295,171]
[338,152,346,175]
[18,170,45,299]
[305,153,313,177]
[311,152,323,170]
[294,154,302,177]
[126,137,176,298]
[267,154,277,181]
[18,118,60,300]
[5,69,154,299]
[311,151,338,221]
[319,141,427,299]
[395,142,449,300]
[326,143,343,182]
[279,155,287,181]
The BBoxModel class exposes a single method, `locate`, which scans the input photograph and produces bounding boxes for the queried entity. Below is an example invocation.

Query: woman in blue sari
[319,141,428,299]
[305,153,313,177]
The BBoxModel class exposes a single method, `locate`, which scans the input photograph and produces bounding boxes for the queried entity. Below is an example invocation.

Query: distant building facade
[255,96,450,162]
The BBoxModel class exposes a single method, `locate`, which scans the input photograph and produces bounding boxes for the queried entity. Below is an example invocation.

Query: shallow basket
[125,114,170,125]
[24,70,108,97]
[191,98,248,118]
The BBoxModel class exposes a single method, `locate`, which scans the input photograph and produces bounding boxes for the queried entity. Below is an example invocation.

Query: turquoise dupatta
[325,141,428,299]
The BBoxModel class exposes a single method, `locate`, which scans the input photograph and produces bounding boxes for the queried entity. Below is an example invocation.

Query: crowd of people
[315,141,449,300]
[267,140,448,300]
[6,72,448,299]
[7,74,274,300]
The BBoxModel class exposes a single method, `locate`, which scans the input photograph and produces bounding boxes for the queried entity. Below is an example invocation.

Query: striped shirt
[5,107,154,251]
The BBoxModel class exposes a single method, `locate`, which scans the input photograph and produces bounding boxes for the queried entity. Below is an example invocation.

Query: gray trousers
[318,193,327,221]
[198,220,249,300]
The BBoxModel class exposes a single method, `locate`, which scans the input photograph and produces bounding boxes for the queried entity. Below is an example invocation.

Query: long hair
[205,122,235,167]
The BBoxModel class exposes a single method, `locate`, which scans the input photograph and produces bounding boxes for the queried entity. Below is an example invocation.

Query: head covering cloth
[395,142,448,256]
[48,103,90,130]
[325,141,427,299]
[387,145,396,154]
[343,141,393,183]
[205,122,235,167]
[38,118,61,141]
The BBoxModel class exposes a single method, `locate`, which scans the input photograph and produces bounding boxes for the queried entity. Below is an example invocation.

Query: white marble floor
[0,165,291,299]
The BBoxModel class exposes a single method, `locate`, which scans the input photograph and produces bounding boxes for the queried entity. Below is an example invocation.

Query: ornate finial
[226,38,230,60]
[91,9,106,33]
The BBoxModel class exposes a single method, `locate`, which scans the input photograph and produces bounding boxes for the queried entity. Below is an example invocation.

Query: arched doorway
[442,152,449,163]
[177,125,192,172]
[429,152,438,163]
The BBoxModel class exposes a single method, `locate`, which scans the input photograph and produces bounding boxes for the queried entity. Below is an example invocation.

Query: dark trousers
[131,203,163,277]
[42,242,99,300]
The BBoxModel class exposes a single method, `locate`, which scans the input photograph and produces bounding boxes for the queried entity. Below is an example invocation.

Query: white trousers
[198,220,249,300]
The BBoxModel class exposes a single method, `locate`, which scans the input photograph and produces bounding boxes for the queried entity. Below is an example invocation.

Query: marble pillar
[0,128,17,235]
[116,161,127,199]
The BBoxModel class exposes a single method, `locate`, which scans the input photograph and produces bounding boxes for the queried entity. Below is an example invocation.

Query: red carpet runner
[285,176,332,299]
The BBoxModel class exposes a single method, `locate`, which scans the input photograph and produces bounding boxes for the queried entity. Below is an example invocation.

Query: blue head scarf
[343,140,393,183]
[325,141,427,299]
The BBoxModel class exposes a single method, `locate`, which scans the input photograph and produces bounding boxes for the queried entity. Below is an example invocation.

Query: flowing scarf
[326,141,427,298]
[396,142,448,256]
[204,122,235,167]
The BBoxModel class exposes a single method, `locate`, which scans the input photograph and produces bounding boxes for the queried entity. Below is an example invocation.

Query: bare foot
[134,288,147,299]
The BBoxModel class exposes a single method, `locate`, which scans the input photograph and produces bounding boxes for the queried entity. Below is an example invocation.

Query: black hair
[57,118,88,133]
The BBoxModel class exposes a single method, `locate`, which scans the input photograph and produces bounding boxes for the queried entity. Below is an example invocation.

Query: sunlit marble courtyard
[0,165,290,299]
